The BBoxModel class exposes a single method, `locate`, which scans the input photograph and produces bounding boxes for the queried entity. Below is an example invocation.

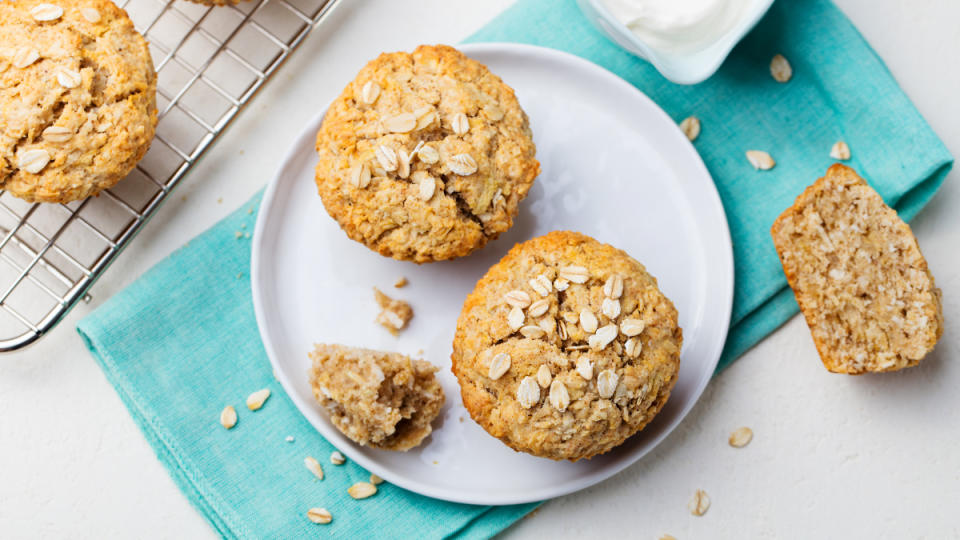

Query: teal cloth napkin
[78,193,536,539]
[78,0,951,537]
[467,0,952,369]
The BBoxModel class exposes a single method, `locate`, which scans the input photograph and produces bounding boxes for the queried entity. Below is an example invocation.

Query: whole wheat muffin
[314,44,540,263]
[451,231,683,461]
[309,344,445,451]
[0,0,157,203]
[771,164,943,374]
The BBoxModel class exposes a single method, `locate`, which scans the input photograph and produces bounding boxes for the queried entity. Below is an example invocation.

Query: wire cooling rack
[0,0,340,352]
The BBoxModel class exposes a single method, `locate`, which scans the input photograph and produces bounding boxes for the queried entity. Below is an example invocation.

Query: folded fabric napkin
[79,0,951,537]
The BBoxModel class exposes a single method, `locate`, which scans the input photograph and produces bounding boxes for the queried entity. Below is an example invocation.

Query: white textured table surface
[1,1,958,538]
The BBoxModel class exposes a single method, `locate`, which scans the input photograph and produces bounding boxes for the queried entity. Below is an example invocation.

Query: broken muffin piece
[373,287,413,335]
[771,164,943,373]
[308,344,444,450]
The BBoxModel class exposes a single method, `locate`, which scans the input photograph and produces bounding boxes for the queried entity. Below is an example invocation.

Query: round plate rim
[251,42,734,505]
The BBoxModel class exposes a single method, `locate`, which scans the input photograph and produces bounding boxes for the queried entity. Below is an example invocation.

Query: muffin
[451,231,683,461]
[314,44,540,263]
[771,164,943,373]
[308,344,445,451]
[0,0,157,203]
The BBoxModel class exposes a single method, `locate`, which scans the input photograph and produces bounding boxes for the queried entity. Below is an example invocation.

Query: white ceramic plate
[251,43,733,505]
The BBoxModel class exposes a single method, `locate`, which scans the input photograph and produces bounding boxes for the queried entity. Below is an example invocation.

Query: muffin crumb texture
[452,231,682,461]
[771,164,943,373]
[373,287,413,335]
[315,44,539,263]
[0,0,157,203]
[309,344,445,451]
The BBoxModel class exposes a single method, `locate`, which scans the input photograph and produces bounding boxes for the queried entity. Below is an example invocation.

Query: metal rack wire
[0,0,340,352]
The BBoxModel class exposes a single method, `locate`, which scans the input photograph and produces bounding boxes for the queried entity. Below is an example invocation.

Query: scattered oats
[603,275,624,299]
[285,435,295,443]
[597,369,619,398]
[360,81,380,104]
[770,54,793,83]
[536,364,552,388]
[519,325,546,339]
[488,352,511,380]
[830,141,851,161]
[219,406,237,429]
[246,388,271,410]
[553,278,570,291]
[384,112,417,133]
[579,309,599,333]
[557,320,568,340]
[397,149,411,179]
[375,145,398,172]
[235,231,242,238]
[96,122,112,133]
[349,163,371,188]
[80,7,101,22]
[688,489,710,516]
[558,265,589,284]
[679,116,701,141]
[565,344,590,351]
[418,144,440,164]
[30,3,63,21]
[575,357,593,380]
[17,149,50,174]
[13,47,40,69]
[529,275,552,297]
[304,457,324,480]
[369,473,384,485]
[348,482,377,499]
[394,276,408,288]
[416,172,435,201]
[42,126,72,143]
[307,507,332,524]
[624,337,642,357]
[528,298,550,318]
[504,290,532,308]
[448,153,478,176]
[451,112,470,136]
[55,66,82,89]
[561,312,579,325]
[729,426,753,448]
[516,376,540,409]
[507,306,525,331]
[548,380,570,411]
[330,451,346,465]
[620,318,645,337]
[244,233,250,239]
[601,297,621,319]
[589,324,618,351]
[746,150,775,170]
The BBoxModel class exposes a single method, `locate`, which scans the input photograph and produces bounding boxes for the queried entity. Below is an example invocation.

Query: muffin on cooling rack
[451,231,683,461]
[309,344,445,451]
[0,0,157,203]
[314,44,540,263]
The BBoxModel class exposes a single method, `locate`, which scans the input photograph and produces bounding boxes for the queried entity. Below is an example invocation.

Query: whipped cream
[599,0,751,52]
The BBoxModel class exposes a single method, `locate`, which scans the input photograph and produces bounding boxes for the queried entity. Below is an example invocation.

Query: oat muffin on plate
[451,231,683,461]
[309,344,445,451]
[771,164,943,373]
[314,44,540,263]
[0,0,157,203]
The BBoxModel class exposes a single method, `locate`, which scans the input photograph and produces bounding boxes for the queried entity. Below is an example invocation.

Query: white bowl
[576,0,775,84]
